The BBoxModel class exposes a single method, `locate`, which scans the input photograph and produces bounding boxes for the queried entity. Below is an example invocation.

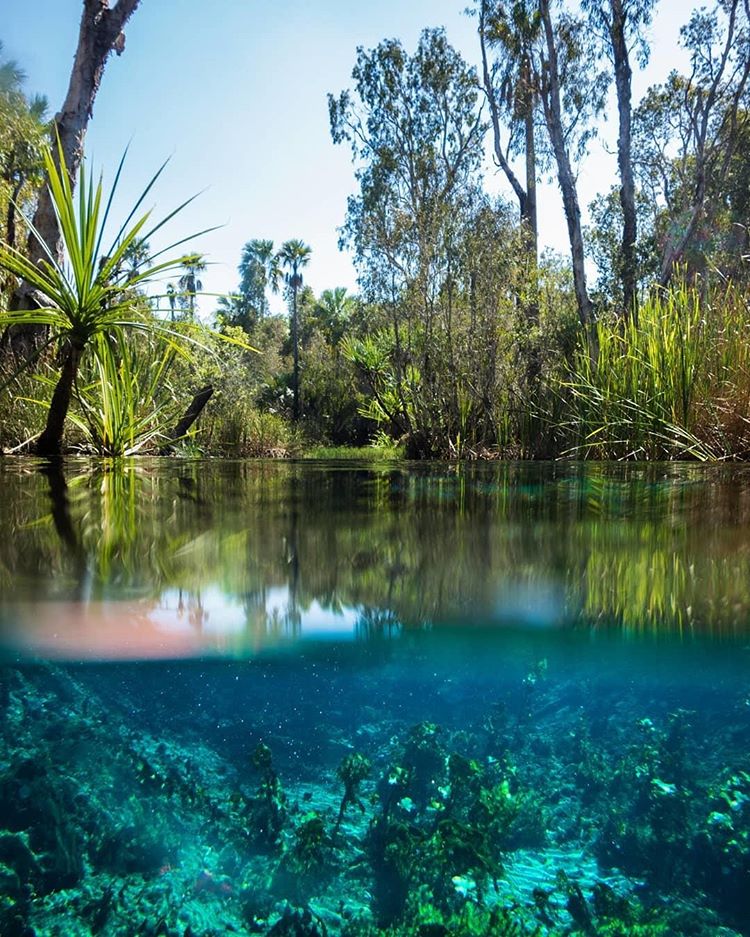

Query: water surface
[1,459,749,936]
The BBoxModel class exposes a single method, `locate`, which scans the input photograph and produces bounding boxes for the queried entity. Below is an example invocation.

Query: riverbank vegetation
[1,0,749,460]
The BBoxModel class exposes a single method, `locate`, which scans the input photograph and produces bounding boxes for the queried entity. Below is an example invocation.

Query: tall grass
[562,281,750,460]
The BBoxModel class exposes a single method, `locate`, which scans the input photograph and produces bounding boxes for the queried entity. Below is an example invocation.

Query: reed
[561,280,750,460]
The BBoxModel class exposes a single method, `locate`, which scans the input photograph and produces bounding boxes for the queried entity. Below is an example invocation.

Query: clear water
[1,459,749,936]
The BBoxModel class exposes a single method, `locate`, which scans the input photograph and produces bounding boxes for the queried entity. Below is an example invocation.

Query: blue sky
[4,1,695,317]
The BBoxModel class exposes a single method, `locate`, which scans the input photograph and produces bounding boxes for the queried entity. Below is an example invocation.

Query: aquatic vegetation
[274,812,336,902]
[2,464,750,936]
[247,742,287,851]
[335,752,372,833]
[0,655,749,936]
[563,281,750,461]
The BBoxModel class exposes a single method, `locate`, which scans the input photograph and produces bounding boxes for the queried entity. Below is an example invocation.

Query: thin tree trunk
[5,176,24,251]
[522,55,538,266]
[292,286,300,422]
[538,0,596,358]
[521,53,540,337]
[35,339,85,457]
[610,0,638,324]
[479,5,539,343]
[7,0,141,354]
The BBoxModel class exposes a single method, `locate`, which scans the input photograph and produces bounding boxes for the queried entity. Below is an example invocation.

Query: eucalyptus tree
[238,238,275,323]
[534,0,608,353]
[272,239,311,421]
[477,0,540,268]
[584,0,657,322]
[329,29,486,454]
[330,29,484,307]
[633,0,750,285]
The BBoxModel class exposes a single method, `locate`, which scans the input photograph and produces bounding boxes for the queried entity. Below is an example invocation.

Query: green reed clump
[562,280,750,460]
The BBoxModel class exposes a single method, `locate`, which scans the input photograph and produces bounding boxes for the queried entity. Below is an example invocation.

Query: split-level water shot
[2,1,750,935]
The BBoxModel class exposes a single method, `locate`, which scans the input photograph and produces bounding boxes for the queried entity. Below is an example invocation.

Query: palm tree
[177,252,206,318]
[0,143,213,456]
[272,239,311,421]
[122,237,150,282]
[165,282,177,320]
[0,42,25,94]
[313,287,354,346]
[238,239,275,323]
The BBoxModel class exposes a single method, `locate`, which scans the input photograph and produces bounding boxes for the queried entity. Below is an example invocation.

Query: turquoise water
[1,459,749,935]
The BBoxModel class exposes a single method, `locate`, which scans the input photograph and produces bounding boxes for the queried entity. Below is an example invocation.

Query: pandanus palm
[0,141,216,456]
[271,239,311,421]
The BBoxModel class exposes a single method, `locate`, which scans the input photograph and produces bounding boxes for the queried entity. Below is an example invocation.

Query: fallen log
[160,385,214,455]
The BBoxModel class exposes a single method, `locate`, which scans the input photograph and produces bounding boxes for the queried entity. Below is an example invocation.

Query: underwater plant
[247,742,287,850]
[335,752,372,833]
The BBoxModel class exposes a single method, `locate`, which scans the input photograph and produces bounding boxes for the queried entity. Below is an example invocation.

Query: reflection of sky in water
[0,580,566,662]
[154,585,359,640]
[0,585,363,661]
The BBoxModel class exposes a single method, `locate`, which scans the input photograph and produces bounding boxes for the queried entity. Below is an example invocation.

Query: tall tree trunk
[479,4,539,347]
[7,0,141,353]
[521,52,540,338]
[292,285,300,422]
[522,54,538,267]
[35,338,85,457]
[610,0,638,324]
[538,0,596,357]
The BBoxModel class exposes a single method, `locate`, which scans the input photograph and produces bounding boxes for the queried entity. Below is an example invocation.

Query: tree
[311,287,354,346]
[633,0,750,285]
[477,0,541,275]
[0,144,209,456]
[534,0,608,353]
[7,0,141,356]
[238,239,275,324]
[177,252,206,319]
[330,30,484,304]
[330,30,487,455]
[0,44,48,259]
[166,282,177,320]
[584,0,657,323]
[587,185,658,305]
[272,239,311,422]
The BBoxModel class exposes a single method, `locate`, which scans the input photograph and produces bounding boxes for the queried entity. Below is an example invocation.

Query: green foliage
[0,137,237,455]
[68,330,182,456]
[238,238,275,324]
[336,752,371,832]
[563,280,750,460]
[587,187,659,308]
[0,41,48,285]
